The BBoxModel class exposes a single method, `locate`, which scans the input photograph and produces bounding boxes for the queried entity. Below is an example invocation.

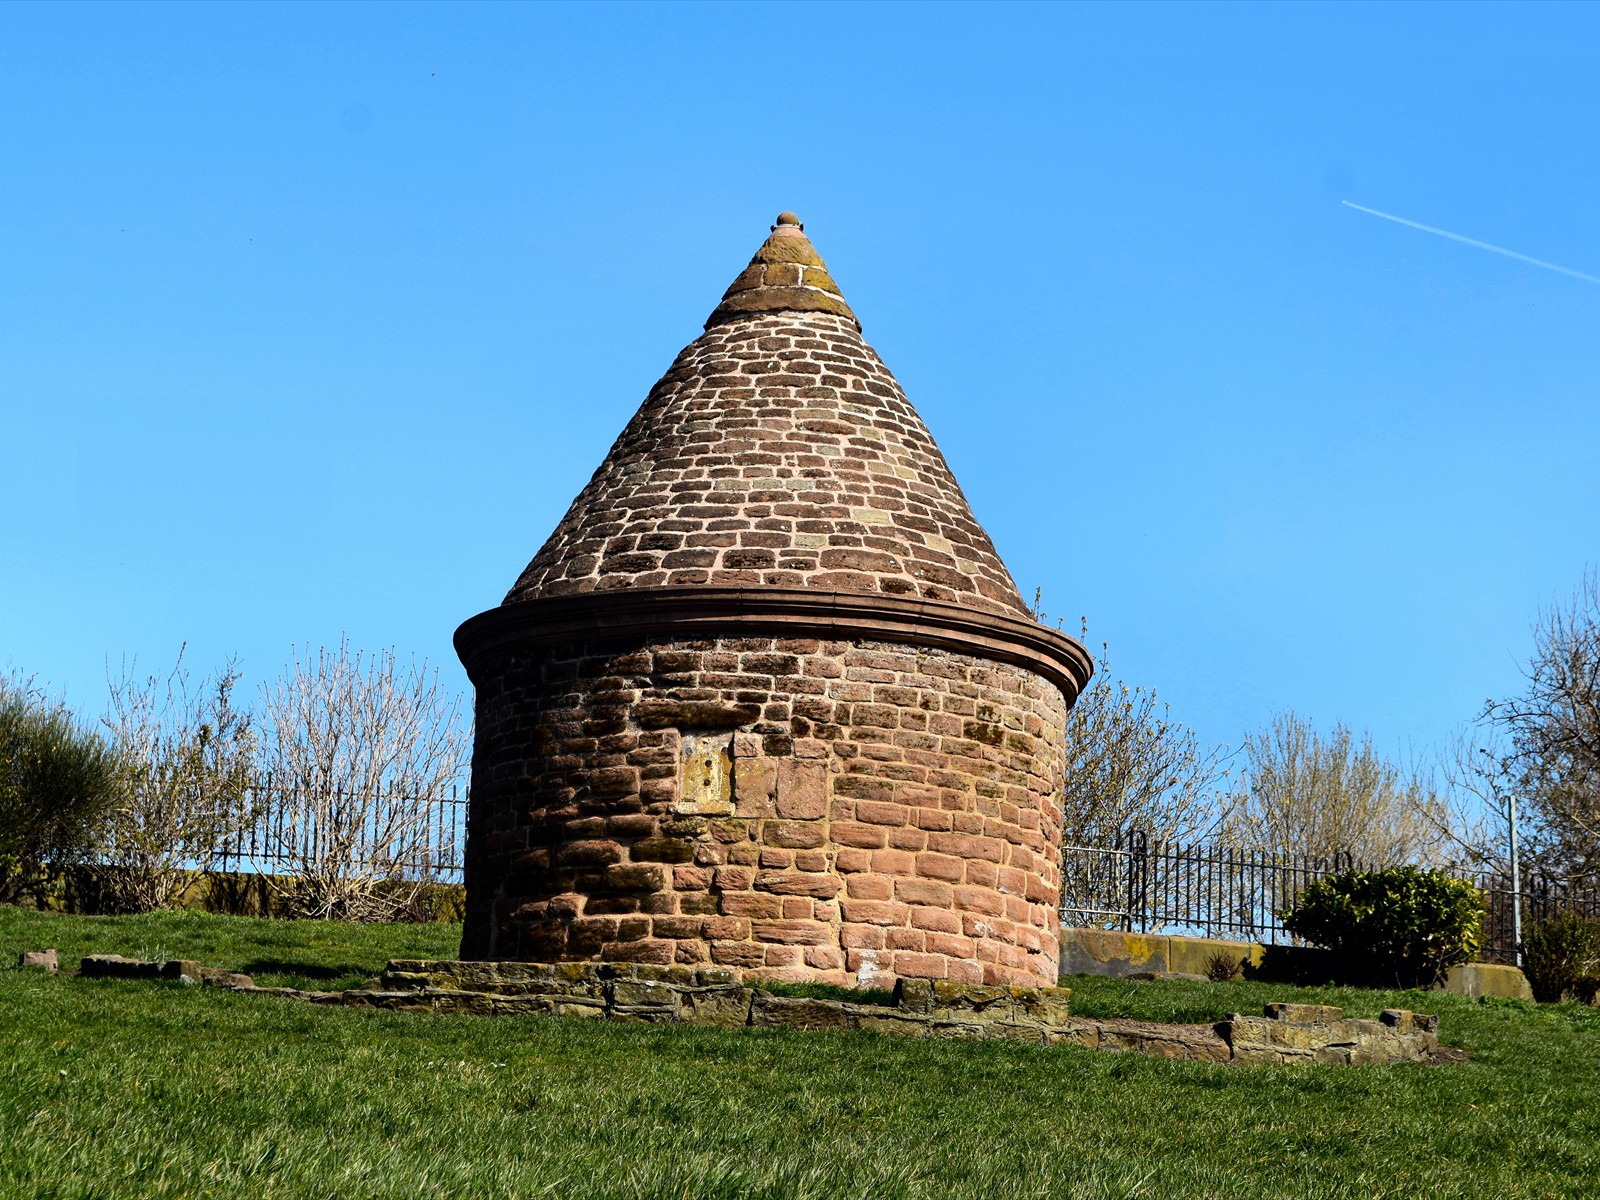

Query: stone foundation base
[64,953,1449,1066]
[355,959,1442,1063]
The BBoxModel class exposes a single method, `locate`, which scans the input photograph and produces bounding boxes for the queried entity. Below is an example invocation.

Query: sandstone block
[835,848,872,872]
[80,954,162,979]
[763,944,803,967]
[871,848,916,875]
[857,799,911,826]
[679,986,755,1027]
[602,939,675,965]
[892,952,948,978]
[895,877,954,906]
[1443,962,1533,1001]
[831,822,888,849]
[924,933,977,959]
[756,870,842,898]
[733,756,779,815]
[610,978,682,1012]
[720,892,783,918]
[556,839,625,867]
[840,923,886,950]
[909,905,962,934]
[1265,1002,1344,1025]
[914,852,964,882]
[651,916,703,939]
[751,919,833,946]
[629,837,696,863]
[710,941,767,968]
[673,864,710,890]
[774,760,829,819]
[750,993,858,1031]
[764,821,827,849]
[952,886,1006,916]
[714,864,756,891]
[846,873,894,900]
[886,827,929,852]
[804,945,843,970]
[700,916,751,940]
[605,863,666,893]
[840,898,910,926]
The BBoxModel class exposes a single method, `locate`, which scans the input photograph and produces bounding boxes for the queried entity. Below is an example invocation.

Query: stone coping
[454,587,1094,700]
[49,953,1451,1066]
[1058,927,1535,1001]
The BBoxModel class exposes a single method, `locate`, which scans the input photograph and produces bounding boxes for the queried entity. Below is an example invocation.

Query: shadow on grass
[238,960,376,984]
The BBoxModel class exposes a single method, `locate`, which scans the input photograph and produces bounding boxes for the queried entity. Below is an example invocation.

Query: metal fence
[1477,873,1600,963]
[1060,832,1600,962]
[214,780,468,885]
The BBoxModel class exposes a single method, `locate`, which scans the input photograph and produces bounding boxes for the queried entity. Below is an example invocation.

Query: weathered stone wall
[464,634,1067,988]
[350,960,1446,1064]
[56,952,1451,1066]
[1057,926,1535,1000]
[1221,1002,1439,1066]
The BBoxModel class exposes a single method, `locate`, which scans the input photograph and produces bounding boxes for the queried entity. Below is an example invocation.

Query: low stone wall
[1221,1002,1437,1065]
[1060,927,1533,1000]
[52,952,1449,1066]
[80,954,255,988]
[369,960,1084,1044]
[1059,929,1265,979]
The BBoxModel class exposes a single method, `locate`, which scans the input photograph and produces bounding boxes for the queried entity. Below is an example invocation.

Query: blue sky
[4,1,1597,767]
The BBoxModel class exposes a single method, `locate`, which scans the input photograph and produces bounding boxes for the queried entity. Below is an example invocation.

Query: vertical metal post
[1133,830,1149,934]
[1508,792,1523,968]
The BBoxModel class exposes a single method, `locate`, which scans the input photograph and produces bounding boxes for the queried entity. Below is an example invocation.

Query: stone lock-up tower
[456,213,1091,987]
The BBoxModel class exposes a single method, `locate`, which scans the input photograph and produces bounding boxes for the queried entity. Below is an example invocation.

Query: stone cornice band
[455,587,1094,702]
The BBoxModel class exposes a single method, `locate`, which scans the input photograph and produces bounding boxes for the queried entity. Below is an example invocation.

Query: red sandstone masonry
[463,636,1067,988]
[459,218,1085,990]
[505,311,1029,618]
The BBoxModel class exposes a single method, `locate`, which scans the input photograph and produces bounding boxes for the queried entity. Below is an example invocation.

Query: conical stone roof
[504,213,1029,618]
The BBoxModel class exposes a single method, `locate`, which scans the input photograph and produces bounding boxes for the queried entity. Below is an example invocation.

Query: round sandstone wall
[462,634,1068,988]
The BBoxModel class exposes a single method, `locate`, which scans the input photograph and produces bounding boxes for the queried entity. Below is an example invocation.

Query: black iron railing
[1060,832,1600,962]
[214,779,468,885]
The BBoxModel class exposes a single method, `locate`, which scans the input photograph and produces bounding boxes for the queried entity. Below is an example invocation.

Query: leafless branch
[255,638,467,920]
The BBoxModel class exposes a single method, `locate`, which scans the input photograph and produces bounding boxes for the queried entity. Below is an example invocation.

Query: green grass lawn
[4,906,1599,1199]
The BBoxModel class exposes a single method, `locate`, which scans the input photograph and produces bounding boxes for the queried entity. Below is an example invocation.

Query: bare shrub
[1485,569,1600,878]
[1061,633,1232,847]
[1415,726,1520,876]
[1205,951,1243,982]
[257,639,467,921]
[1224,710,1446,865]
[97,651,256,913]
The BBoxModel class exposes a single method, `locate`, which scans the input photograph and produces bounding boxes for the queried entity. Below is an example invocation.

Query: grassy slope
[3,907,1599,1200]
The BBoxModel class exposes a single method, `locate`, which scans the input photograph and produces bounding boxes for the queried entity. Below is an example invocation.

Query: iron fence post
[1508,792,1523,967]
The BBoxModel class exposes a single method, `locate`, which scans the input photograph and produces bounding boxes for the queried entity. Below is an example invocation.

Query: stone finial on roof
[705,211,860,330]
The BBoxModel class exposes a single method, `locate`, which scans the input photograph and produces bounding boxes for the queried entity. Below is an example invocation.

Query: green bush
[1521,911,1600,1003]
[1282,865,1483,988]
[0,675,122,903]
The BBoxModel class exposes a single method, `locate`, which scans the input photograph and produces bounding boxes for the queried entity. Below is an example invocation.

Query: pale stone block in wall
[1164,934,1263,978]
[1057,929,1168,977]
[1444,962,1533,1001]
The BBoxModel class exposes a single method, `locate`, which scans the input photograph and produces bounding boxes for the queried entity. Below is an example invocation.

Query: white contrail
[1342,200,1600,285]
